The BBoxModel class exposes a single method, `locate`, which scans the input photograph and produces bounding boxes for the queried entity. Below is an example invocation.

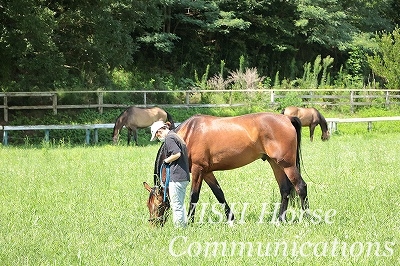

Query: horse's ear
[165,121,171,129]
[143,182,152,192]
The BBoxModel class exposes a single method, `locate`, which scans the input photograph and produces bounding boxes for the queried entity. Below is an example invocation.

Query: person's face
[156,127,167,141]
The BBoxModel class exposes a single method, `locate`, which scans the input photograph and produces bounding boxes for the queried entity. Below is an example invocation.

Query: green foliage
[138,33,180,53]
[0,0,397,92]
[194,64,210,90]
[273,71,280,89]
[297,55,334,88]
[367,27,400,89]
[214,11,251,33]
[276,92,303,110]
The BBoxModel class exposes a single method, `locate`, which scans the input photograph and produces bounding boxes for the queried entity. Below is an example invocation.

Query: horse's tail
[154,143,166,186]
[289,116,302,173]
[289,116,303,206]
[166,111,176,129]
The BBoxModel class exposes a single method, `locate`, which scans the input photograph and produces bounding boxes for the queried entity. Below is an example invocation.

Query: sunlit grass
[0,134,399,265]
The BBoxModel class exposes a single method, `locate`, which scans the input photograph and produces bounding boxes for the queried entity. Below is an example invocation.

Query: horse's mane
[153,143,166,186]
[165,111,175,130]
[315,108,328,131]
[113,108,129,130]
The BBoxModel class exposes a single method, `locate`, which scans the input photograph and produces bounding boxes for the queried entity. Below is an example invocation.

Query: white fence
[0,123,114,145]
[2,117,400,145]
[327,116,400,133]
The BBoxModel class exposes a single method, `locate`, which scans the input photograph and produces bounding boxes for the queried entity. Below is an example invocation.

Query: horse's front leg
[187,165,204,223]
[127,128,132,145]
[309,124,317,142]
[204,172,234,223]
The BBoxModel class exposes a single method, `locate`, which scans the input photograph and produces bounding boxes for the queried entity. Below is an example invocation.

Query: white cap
[150,121,166,141]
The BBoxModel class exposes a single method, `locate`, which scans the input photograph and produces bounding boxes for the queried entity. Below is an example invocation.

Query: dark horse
[143,113,309,226]
[112,106,175,145]
[282,106,330,141]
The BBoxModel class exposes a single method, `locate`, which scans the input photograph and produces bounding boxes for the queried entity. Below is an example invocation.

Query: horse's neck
[115,115,127,130]
[318,114,328,132]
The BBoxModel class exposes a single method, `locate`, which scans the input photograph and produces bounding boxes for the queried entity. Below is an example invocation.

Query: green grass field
[1,130,399,265]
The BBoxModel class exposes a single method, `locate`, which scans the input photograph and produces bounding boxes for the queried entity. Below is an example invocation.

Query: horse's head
[143,182,170,226]
[321,130,330,141]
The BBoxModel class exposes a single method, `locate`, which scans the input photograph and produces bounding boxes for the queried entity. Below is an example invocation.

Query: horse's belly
[194,146,262,171]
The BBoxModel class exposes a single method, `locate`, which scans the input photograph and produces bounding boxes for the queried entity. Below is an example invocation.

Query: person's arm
[164,152,181,163]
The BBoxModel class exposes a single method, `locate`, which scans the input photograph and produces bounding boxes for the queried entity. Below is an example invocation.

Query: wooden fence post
[185,92,190,105]
[98,91,103,114]
[4,95,8,122]
[350,90,354,113]
[52,93,57,115]
[385,90,390,108]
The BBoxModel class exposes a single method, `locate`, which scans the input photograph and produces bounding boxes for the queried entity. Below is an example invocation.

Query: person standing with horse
[150,121,190,228]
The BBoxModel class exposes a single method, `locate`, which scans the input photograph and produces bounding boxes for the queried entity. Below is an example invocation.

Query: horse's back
[177,113,298,170]
[282,106,299,117]
[283,106,318,126]
[126,106,167,127]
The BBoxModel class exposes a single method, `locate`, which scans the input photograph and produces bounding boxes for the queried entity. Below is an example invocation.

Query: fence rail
[1,89,400,121]
[2,117,400,146]
[1,123,114,145]
[326,116,400,133]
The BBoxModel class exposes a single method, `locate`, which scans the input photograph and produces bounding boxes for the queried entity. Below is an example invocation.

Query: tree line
[1,0,399,92]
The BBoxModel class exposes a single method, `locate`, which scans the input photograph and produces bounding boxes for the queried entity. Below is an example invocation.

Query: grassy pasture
[0,131,399,265]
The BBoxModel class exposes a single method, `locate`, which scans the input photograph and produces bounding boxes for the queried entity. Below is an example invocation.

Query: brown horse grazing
[143,113,309,226]
[281,106,330,141]
[112,106,175,145]
[143,182,170,226]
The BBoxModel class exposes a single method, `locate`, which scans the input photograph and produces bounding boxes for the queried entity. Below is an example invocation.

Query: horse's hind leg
[283,165,308,211]
[133,129,138,146]
[268,159,294,221]
[268,159,308,221]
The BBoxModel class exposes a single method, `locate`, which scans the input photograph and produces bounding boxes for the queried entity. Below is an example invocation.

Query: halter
[159,162,171,202]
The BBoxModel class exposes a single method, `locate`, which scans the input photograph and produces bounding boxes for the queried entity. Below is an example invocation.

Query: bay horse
[112,106,175,145]
[143,113,309,226]
[281,106,330,141]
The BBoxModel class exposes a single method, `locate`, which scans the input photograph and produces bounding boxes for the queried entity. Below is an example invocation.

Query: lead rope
[159,162,170,202]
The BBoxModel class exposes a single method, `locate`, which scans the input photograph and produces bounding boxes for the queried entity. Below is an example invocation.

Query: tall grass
[1,133,399,265]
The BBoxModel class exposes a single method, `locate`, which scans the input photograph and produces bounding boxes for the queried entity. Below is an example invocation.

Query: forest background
[1,0,400,95]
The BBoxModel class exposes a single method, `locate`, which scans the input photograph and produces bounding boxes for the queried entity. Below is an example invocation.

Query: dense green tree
[0,0,66,90]
[0,0,397,91]
[51,0,138,87]
[367,27,400,89]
